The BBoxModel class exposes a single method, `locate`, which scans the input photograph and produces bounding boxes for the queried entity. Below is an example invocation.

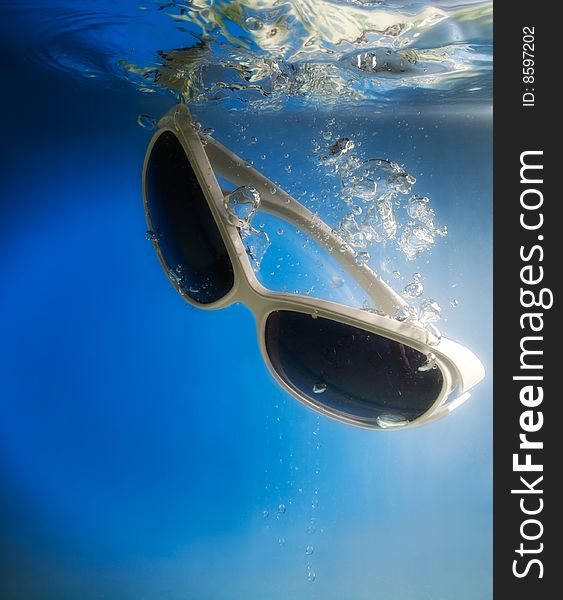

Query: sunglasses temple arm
[204,137,407,316]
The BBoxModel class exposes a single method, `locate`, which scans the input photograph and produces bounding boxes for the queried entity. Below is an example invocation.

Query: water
[0,1,492,599]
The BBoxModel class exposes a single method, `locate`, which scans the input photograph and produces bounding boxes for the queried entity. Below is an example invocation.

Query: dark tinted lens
[265,311,443,427]
[145,130,234,304]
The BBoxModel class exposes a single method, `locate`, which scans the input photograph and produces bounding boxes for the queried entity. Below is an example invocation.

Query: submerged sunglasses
[142,105,485,430]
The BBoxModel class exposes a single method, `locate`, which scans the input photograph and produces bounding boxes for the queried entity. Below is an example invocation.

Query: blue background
[0,3,492,599]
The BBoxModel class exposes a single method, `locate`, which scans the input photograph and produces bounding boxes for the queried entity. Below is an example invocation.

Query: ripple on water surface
[16,0,491,109]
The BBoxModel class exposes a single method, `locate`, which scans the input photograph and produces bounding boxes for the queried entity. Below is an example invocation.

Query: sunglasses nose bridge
[231,268,272,313]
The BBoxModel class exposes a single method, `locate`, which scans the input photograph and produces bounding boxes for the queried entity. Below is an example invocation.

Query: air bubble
[313,382,327,394]
[242,228,270,272]
[136,113,156,129]
[398,223,436,260]
[278,503,286,514]
[418,352,437,372]
[426,324,442,346]
[245,16,263,31]
[419,299,442,324]
[376,414,410,428]
[402,276,423,298]
[355,251,370,266]
[224,186,260,228]
[394,304,418,323]
[306,545,314,555]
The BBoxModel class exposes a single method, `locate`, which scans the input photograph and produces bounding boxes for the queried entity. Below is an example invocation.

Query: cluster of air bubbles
[394,303,419,324]
[398,297,441,324]
[168,264,201,297]
[313,131,447,260]
[193,121,215,145]
[319,137,356,165]
[168,265,185,289]
[341,157,416,201]
[337,156,416,245]
[145,229,162,242]
[398,196,447,260]
[351,48,416,76]
[223,186,271,272]
[406,195,435,225]
[260,416,322,582]
[167,265,214,299]
[393,295,443,344]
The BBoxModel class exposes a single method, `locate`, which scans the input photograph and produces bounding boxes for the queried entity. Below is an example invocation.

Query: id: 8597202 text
[522,26,535,107]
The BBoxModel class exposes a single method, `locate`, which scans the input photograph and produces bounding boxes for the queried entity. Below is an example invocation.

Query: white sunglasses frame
[142,104,485,430]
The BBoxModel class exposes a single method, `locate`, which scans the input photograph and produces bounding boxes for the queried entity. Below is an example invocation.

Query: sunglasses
[142,104,485,430]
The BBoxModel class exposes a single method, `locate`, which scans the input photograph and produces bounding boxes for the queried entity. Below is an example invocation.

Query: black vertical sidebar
[494,6,560,599]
